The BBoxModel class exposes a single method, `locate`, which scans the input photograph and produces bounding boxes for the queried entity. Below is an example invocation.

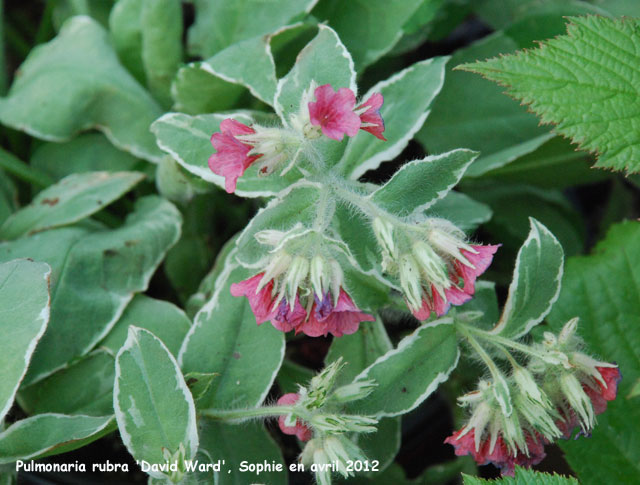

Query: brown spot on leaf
[41,197,59,206]
[233,352,241,359]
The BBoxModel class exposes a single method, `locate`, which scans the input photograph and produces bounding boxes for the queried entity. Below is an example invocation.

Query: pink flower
[277,393,312,441]
[357,93,386,140]
[208,119,261,193]
[445,429,546,476]
[298,290,376,338]
[231,274,374,337]
[308,84,361,141]
[453,245,501,295]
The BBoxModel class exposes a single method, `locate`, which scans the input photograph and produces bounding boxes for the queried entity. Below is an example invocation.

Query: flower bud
[559,373,594,431]
[332,379,377,403]
[558,317,579,345]
[372,217,395,256]
[398,253,424,311]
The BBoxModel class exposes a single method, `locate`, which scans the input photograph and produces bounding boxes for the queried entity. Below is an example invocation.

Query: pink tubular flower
[231,274,374,338]
[454,245,501,295]
[208,119,261,193]
[308,84,361,141]
[277,393,312,441]
[356,93,386,140]
[445,429,546,476]
[298,290,376,338]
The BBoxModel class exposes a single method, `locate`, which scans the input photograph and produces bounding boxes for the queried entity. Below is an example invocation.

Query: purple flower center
[314,292,334,320]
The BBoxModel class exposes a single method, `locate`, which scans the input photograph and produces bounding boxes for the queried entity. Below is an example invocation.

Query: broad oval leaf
[337,56,448,180]
[0,16,164,162]
[0,259,50,421]
[275,24,357,125]
[492,218,564,338]
[346,318,459,417]
[114,327,198,477]
[0,196,182,384]
[179,264,285,410]
[370,149,478,216]
[0,414,114,464]
[0,171,145,240]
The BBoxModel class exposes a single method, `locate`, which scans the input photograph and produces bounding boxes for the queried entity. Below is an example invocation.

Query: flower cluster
[231,229,374,337]
[446,319,621,475]
[374,217,499,320]
[208,83,385,193]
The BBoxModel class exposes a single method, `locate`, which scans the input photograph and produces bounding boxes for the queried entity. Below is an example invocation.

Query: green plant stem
[202,405,294,421]
[457,323,505,379]
[0,147,53,188]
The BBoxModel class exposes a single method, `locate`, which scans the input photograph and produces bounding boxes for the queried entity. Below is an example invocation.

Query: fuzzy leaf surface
[460,16,640,172]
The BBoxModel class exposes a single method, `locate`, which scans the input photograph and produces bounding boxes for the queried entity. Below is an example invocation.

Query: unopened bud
[558,317,579,344]
[307,359,345,407]
[372,217,395,256]
[332,379,377,403]
[399,253,423,310]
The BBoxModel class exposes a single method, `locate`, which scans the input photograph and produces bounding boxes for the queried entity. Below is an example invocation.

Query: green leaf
[100,294,191,357]
[140,0,183,107]
[313,0,425,70]
[337,57,448,179]
[276,359,314,394]
[0,16,164,163]
[0,414,114,464]
[346,318,459,416]
[492,218,563,338]
[0,196,182,384]
[198,419,286,485]
[179,264,285,410]
[18,349,115,416]
[0,172,17,226]
[187,0,315,58]
[460,16,640,172]
[114,327,198,475]
[546,221,640,484]
[110,0,145,83]
[0,171,144,239]
[275,24,356,125]
[462,466,578,484]
[0,259,50,421]
[325,317,400,472]
[173,31,278,113]
[370,149,478,216]
[152,111,303,197]
[234,181,321,267]
[416,31,549,176]
[425,191,492,232]
[30,134,144,182]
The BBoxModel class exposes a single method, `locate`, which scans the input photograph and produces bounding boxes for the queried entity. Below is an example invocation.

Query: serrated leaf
[370,149,478,216]
[114,327,198,476]
[0,171,144,239]
[0,16,164,163]
[275,24,356,125]
[30,134,144,182]
[0,196,182,384]
[151,111,304,197]
[179,264,284,410]
[463,466,578,484]
[187,0,316,58]
[0,414,114,464]
[198,419,286,485]
[313,0,424,70]
[492,218,563,338]
[0,260,50,421]
[546,221,640,484]
[100,294,192,357]
[460,16,640,172]
[173,32,277,113]
[337,57,448,180]
[346,318,459,417]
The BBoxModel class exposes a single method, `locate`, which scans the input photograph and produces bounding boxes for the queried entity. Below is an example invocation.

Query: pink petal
[445,284,472,306]
[276,393,312,441]
[412,298,432,321]
[272,297,307,333]
[457,244,500,294]
[308,84,360,141]
[595,366,622,401]
[208,119,260,193]
[230,273,275,324]
[431,286,451,316]
[357,93,386,141]
[299,289,374,337]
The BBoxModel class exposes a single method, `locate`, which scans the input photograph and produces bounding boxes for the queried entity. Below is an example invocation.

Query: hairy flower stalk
[374,216,499,320]
[447,319,621,475]
[231,229,374,337]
